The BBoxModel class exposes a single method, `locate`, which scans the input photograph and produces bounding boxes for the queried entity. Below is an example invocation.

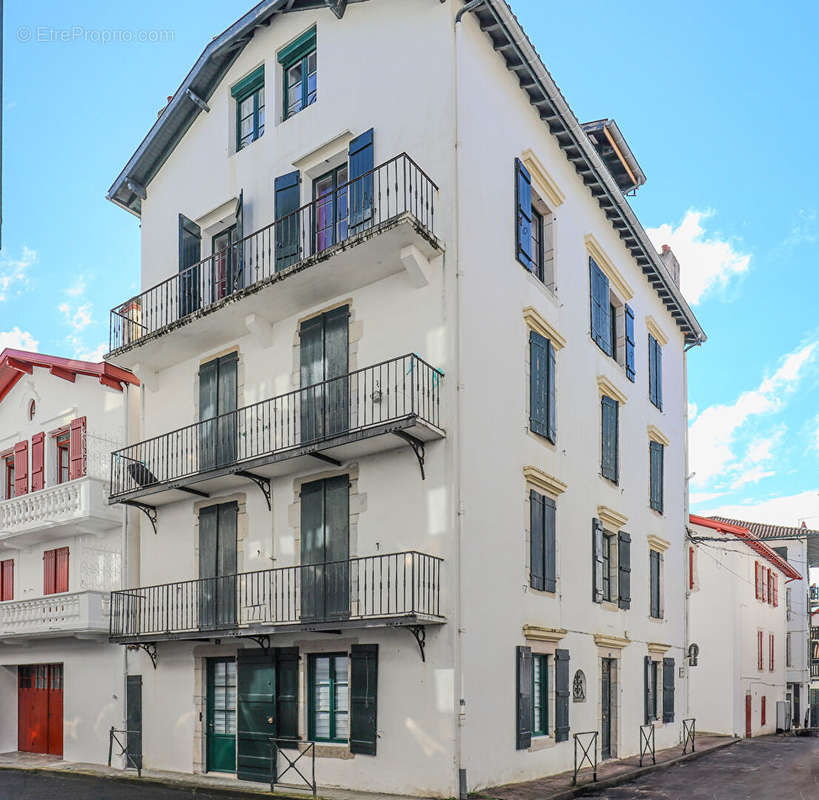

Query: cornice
[593,633,630,650]
[585,233,634,301]
[597,505,628,531]
[524,466,568,499]
[647,534,671,553]
[597,374,628,406]
[523,625,568,643]
[521,148,565,208]
[647,425,670,447]
[523,307,566,350]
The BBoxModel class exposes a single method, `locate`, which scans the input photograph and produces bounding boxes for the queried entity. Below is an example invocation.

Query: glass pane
[334,657,348,687]
[240,96,253,118]
[215,661,226,682]
[288,85,302,116]
[214,712,226,735]
[334,711,349,739]
[307,52,317,72]
[314,711,330,740]
[214,686,226,710]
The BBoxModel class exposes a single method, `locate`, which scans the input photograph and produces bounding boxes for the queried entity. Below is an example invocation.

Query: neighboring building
[102,1,704,796]
[0,350,138,761]
[811,607,818,715]
[709,516,818,728]
[687,515,800,737]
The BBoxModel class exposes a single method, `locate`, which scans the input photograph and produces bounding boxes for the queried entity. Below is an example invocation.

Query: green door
[237,650,276,783]
[206,658,237,773]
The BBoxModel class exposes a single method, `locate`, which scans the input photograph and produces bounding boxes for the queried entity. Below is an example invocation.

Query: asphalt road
[583,735,819,799]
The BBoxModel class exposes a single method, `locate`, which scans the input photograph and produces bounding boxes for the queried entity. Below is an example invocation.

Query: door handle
[268,717,275,725]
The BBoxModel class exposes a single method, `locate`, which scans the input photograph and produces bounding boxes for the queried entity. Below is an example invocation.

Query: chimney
[801,521,807,529]
[157,95,173,119]
[659,244,681,287]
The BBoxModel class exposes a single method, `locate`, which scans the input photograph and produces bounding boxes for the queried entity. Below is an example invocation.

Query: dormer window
[232,66,265,151]
[279,28,316,120]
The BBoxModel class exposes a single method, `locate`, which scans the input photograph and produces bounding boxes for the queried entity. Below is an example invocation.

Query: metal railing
[811,659,819,679]
[682,718,696,754]
[572,731,598,785]
[109,354,442,499]
[639,723,655,766]
[109,550,442,640]
[108,153,438,353]
[108,726,142,776]
[271,739,315,796]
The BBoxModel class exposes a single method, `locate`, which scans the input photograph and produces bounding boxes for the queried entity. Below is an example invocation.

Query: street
[584,735,819,799]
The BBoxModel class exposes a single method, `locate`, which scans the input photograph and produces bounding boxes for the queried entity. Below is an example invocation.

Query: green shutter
[515,159,533,269]
[516,646,533,750]
[655,340,663,410]
[592,518,604,603]
[274,170,301,270]
[529,331,548,438]
[644,656,652,725]
[276,647,300,745]
[650,551,661,618]
[349,129,374,229]
[618,531,631,610]
[237,649,276,782]
[650,442,664,513]
[601,396,618,482]
[349,644,378,755]
[178,214,201,316]
[547,339,557,442]
[554,649,570,742]
[544,495,556,593]
[234,190,245,290]
[625,304,636,381]
[662,658,675,723]
[529,490,545,591]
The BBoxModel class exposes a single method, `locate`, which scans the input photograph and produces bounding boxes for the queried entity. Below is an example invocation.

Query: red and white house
[687,515,801,737]
[0,350,138,761]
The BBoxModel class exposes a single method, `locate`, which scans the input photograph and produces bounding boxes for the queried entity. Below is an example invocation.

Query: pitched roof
[0,349,139,403]
[689,514,802,581]
[710,516,819,540]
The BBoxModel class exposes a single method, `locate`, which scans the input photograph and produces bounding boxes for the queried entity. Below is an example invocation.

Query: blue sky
[2,1,819,534]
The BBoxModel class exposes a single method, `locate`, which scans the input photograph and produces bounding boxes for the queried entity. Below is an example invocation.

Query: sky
[2,1,819,543]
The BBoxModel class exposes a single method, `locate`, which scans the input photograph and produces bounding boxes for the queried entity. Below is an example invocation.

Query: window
[280,28,317,120]
[4,456,14,499]
[758,631,764,671]
[590,258,612,355]
[786,632,792,667]
[645,657,658,722]
[515,160,555,287]
[649,441,664,513]
[529,330,556,443]
[232,66,264,150]
[649,550,662,619]
[309,653,349,743]
[313,163,349,253]
[648,334,663,410]
[625,304,636,381]
[601,533,613,601]
[532,654,548,736]
[43,547,69,595]
[56,432,70,484]
[601,395,619,483]
[529,489,556,593]
[531,208,544,279]
[0,559,13,601]
[769,634,774,671]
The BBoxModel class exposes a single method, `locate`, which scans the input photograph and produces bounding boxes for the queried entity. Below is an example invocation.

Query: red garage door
[18,664,63,756]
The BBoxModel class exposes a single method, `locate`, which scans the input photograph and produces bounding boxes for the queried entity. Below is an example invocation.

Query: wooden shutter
[662,658,675,722]
[554,649,570,742]
[515,159,533,269]
[349,129,374,229]
[55,547,69,593]
[761,696,766,726]
[13,441,28,496]
[589,258,611,352]
[529,490,545,591]
[754,562,759,598]
[773,576,778,607]
[234,189,245,291]
[655,340,663,410]
[178,214,202,316]
[650,551,660,618]
[68,417,86,480]
[515,646,532,750]
[624,304,636,381]
[644,656,652,724]
[601,396,618,482]
[648,335,657,406]
[43,549,56,595]
[757,631,763,670]
[350,643,378,755]
[650,441,664,513]
[529,331,548,438]
[31,433,45,491]
[544,495,556,593]
[618,531,631,609]
[592,518,604,603]
[275,647,300,745]
[769,634,774,670]
[274,170,301,269]
[547,338,556,442]
[236,649,275,782]
[1,559,13,601]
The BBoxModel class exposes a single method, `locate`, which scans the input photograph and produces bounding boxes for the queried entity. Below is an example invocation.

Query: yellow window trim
[647,534,671,553]
[593,633,630,650]
[647,425,670,447]
[523,307,566,350]
[521,148,565,209]
[597,504,628,531]
[647,641,672,655]
[597,374,628,406]
[645,315,669,347]
[523,624,567,643]
[585,233,634,301]
[524,466,567,499]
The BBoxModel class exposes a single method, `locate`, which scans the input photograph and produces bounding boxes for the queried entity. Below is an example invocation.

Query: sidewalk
[475,734,739,799]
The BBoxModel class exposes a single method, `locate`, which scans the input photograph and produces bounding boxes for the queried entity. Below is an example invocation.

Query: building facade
[0,350,138,761]
[102,1,704,796]
[687,515,800,737]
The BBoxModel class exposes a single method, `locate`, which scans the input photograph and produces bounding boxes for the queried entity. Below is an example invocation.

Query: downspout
[121,384,130,752]
[452,3,485,798]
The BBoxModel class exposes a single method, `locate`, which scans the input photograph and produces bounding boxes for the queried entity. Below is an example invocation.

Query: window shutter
[761,696,766,726]
[758,631,763,670]
[275,647,300,744]
[529,490,545,591]
[31,433,45,491]
[55,547,69,593]
[13,441,28,496]
[655,341,663,410]
[624,304,636,381]
[350,644,378,755]
[529,331,548,439]
[544,495,556,593]
[69,417,87,480]
[644,656,652,725]
[178,214,202,316]
[234,189,245,291]
[601,396,618,482]
[592,518,604,603]
[1,559,13,601]
[650,442,664,513]
[650,551,660,618]
[618,531,631,609]
[515,646,533,750]
[648,335,657,406]
[547,339,557,442]
[349,129,374,229]
[515,159,533,269]
[754,562,759,599]
[43,549,56,595]
[773,576,778,607]
[589,259,611,352]
[274,170,301,270]
[662,658,675,723]
[769,634,774,670]
[554,649,570,742]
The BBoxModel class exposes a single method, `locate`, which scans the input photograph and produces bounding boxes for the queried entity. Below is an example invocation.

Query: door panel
[237,651,275,783]
[207,659,237,773]
[601,659,611,759]
[126,675,142,770]
[18,664,62,756]
[198,503,238,630]
[179,215,201,316]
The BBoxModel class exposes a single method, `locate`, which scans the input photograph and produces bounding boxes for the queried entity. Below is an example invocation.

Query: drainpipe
[122,384,130,755]
[452,3,485,798]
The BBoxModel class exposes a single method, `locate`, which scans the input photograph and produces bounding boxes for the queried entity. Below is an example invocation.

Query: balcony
[106,154,441,371]
[0,477,121,547]
[109,354,444,507]
[0,591,110,640]
[109,551,443,644]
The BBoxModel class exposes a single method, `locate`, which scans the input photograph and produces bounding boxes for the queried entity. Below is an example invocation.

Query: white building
[0,349,138,761]
[102,1,705,796]
[687,515,800,737]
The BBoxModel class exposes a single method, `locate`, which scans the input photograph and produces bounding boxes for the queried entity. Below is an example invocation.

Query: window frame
[308,652,349,744]
[531,653,549,737]
[235,83,265,151]
[4,456,14,499]
[56,431,71,485]
[601,533,613,602]
[280,29,317,121]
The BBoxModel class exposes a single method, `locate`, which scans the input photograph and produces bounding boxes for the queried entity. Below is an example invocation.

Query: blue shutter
[529,331,548,438]
[274,170,301,271]
[529,490,545,592]
[650,442,664,513]
[662,658,675,722]
[648,335,657,406]
[592,517,604,603]
[618,531,631,609]
[655,340,663,410]
[544,495,556,593]
[349,129,374,230]
[515,159,533,269]
[554,649,570,742]
[650,551,661,618]
[547,339,557,442]
[625,304,636,382]
[601,396,618,482]
[516,646,533,750]
[589,258,611,352]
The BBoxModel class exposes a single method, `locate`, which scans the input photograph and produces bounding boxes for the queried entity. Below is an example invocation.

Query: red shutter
[689,547,694,590]
[761,696,766,726]
[757,631,763,670]
[0,559,13,601]
[13,441,28,496]
[754,562,759,599]
[773,576,778,607]
[762,568,767,602]
[768,569,772,604]
[68,417,86,480]
[31,433,45,491]
[55,547,69,593]
[43,549,56,595]
[769,634,774,670]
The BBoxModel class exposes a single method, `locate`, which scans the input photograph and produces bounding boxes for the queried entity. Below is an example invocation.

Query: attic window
[28,399,36,420]
[279,28,316,120]
[232,66,265,151]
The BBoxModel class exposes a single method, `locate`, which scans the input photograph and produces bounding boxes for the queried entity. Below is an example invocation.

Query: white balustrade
[0,590,110,637]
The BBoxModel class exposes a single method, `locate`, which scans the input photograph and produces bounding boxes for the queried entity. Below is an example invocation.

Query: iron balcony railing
[109,551,443,640]
[108,153,438,353]
[109,354,442,499]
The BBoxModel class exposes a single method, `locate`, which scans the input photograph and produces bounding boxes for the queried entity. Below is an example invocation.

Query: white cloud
[689,490,728,506]
[74,342,107,362]
[700,488,819,530]
[59,301,93,333]
[783,208,817,249]
[689,341,817,487]
[646,209,750,305]
[0,327,39,352]
[0,246,36,302]
[64,276,88,297]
